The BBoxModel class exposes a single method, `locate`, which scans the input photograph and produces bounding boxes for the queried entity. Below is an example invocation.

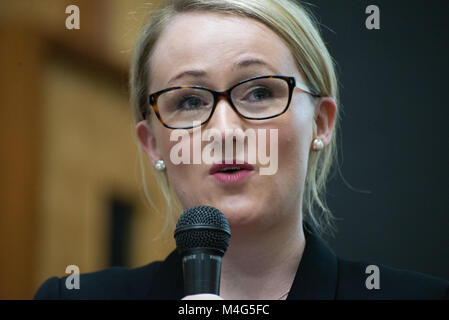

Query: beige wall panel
[34,53,174,293]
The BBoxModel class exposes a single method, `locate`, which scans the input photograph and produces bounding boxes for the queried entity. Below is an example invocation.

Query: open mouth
[209,161,254,184]
[217,166,244,173]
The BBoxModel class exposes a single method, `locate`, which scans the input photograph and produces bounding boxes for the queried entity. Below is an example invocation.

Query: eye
[246,87,273,102]
[177,96,206,110]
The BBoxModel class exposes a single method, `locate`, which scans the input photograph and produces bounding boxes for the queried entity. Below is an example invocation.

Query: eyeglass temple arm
[295,81,321,97]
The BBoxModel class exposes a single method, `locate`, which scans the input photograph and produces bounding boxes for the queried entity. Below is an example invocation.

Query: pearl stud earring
[154,160,166,171]
[312,138,324,151]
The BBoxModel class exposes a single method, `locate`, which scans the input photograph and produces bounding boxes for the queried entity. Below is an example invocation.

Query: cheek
[158,132,188,175]
[277,103,314,178]
[154,128,200,207]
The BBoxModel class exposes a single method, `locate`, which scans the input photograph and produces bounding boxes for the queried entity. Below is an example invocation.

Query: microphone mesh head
[174,206,231,255]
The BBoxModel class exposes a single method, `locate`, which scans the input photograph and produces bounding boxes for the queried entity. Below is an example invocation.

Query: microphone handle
[182,249,223,296]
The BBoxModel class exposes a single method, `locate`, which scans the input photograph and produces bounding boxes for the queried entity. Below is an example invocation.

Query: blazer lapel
[287,227,338,300]
[145,226,338,300]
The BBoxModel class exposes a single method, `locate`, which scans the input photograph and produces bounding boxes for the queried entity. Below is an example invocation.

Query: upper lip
[209,161,254,175]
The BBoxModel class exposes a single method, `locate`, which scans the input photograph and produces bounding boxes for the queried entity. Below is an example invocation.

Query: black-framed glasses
[144,75,321,129]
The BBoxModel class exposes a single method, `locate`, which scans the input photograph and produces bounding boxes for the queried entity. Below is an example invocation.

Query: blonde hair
[130,0,340,236]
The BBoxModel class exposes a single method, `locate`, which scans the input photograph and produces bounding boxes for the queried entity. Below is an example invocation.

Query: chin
[208,197,267,230]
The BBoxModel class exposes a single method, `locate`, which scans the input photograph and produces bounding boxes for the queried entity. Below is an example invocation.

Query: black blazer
[34,228,448,300]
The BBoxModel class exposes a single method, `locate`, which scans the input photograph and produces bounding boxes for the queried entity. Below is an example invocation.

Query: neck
[219,215,305,300]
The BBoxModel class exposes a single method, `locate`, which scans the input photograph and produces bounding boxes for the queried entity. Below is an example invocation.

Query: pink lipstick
[209,161,254,184]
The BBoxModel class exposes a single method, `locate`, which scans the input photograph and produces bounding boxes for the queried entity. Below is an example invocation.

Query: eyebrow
[234,58,275,70]
[167,58,278,85]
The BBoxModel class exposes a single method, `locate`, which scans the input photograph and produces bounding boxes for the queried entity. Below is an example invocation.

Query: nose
[205,97,245,134]
[202,96,251,163]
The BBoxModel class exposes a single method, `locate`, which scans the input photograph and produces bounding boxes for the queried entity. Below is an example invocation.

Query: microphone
[174,206,231,296]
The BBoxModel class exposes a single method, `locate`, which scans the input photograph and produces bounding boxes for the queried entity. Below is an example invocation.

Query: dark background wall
[304,0,448,280]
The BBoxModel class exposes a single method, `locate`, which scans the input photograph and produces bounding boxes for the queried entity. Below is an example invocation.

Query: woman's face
[137,12,335,233]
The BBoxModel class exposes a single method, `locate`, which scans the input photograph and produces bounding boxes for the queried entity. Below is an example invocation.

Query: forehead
[149,11,299,89]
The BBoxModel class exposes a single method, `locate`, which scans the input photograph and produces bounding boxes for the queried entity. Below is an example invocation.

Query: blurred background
[0,0,447,299]
[0,0,173,299]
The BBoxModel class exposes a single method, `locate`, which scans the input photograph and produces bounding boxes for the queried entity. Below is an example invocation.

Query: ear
[136,120,162,166]
[313,97,337,147]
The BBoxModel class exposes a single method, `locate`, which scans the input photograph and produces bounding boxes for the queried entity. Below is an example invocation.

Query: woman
[35,0,448,300]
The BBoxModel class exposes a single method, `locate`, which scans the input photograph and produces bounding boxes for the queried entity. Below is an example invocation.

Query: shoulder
[34,261,163,300]
[336,258,449,300]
